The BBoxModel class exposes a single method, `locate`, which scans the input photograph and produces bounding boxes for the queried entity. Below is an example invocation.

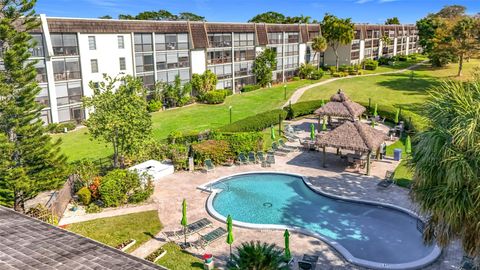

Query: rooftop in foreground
[0,206,165,270]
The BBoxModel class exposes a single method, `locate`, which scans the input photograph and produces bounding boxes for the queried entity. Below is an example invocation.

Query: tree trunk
[113,129,119,168]
[14,192,25,213]
[457,53,464,77]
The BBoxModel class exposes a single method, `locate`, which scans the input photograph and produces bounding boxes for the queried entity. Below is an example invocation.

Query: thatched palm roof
[314,100,366,120]
[330,90,350,102]
[316,121,387,152]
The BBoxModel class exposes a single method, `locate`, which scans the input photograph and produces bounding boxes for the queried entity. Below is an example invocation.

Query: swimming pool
[201,172,441,270]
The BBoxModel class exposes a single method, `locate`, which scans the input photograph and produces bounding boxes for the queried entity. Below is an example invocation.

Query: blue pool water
[210,173,438,266]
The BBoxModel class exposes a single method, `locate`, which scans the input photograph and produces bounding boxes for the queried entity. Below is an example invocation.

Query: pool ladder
[216,182,230,191]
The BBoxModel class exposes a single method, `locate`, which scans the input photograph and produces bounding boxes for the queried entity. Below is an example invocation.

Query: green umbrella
[181,199,187,245]
[226,215,234,260]
[371,119,376,128]
[322,117,327,131]
[373,103,378,117]
[283,229,291,261]
[394,108,400,124]
[320,99,325,107]
[270,125,276,140]
[405,135,412,154]
[310,123,315,140]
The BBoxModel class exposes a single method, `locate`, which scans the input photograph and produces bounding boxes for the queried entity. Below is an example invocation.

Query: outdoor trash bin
[203,254,214,269]
[394,148,402,161]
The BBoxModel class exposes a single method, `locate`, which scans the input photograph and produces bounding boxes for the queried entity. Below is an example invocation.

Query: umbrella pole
[322,147,326,168]
[366,151,371,175]
[318,116,321,132]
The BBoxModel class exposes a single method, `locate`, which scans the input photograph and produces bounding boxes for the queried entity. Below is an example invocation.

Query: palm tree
[229,241,288,270]
[381,35,391,57]
[311,36,327,69]
[409,79,480,262]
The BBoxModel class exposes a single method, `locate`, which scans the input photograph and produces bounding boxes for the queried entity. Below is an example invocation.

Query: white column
[231,32,235,93]
[40,14,59,123]
[393,37,398,56]
[405,36,410,55]
[298,43,307,65]
[282,32,285,83]
[379,40,383,57]
[359,40,365,62]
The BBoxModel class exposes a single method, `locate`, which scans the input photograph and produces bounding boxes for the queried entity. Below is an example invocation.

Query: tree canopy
[249,11,317,24]
[417,5,479,74]
[311,36,327,68]
[118,9,205,21]
[83,75,152,168]
[385,17,400,25]
[0,0,67,212]
[410,78,480,262]
[252,48,277,87]
[321,14,355,68]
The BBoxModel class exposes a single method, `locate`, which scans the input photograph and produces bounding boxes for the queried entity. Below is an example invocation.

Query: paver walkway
[283,61,428,107]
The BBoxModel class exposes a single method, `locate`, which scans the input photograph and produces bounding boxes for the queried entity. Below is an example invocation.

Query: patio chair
[257,151,269,167]
[204,159,215,172]
[190,227,227,249]
[279,139,298,151]
[163,218,213,240]
[248,151,257,163]
[266,152,276,165]
[237,152,248,164]
[271,142,289,155]
[298,254,319,270]
[377,170,395,189]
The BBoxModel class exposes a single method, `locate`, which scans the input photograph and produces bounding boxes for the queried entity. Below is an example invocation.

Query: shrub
[241,84,261,93]
[363,59,378,70]
[147,100,163,112]
[76,187,92,205]
[332,72,348,77]
[220,109,287,132]
[298,63,315,79]
[409,54,418,61]
[85,203,102,214]
[211,132,263,155]
[328,66,337,74]
[203,90,228,104]
[26,204,58,225]
[378,56,392,65]
[47,121,77,133]
[285,100,324,119]
[71,159,100,192]
[192,140,233,165]
[310,69,324,80]
[168,144,189,170]
[398,55,408,61]
[146,247,165,262]
[292,76,301,81]
[128,179,154,204]
[338,65,349,72]
[99,169,142,207]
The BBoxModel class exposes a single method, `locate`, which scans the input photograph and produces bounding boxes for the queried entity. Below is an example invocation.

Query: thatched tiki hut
[316,121,387,175]
[314,90,366,131]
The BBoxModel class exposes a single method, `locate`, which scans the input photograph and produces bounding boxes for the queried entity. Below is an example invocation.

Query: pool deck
[132,126,462,269]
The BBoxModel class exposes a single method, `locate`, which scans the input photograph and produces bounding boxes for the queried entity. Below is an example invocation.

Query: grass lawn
[156,242,204,270]
[66,210,162,252]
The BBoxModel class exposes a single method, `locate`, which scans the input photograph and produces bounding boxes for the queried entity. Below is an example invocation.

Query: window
[55,81,83,106]
[208,33,232,48]
[91,59,98,73]
[284,44,298,56]
[52,58,81,81]
[234,62,253,77]
[233,33,254,47]
[155,33,189,51]
[117,36,125,49]
[137,74,155,89]
[119,57,126,70]
[351,40,360,50]
[207,50,232,65]
[29,34,45,57]
[134,33,153,52]
[285,32,299,43]
[40,109,51,125]
[51,33,79,56]
[234,49,255,61]
[35,85,50,106]
[28,60,47,83]
[88,36,96,50]
[135,54,154,72]
[208,64,232,80]
[57,106,84,123]
[268,33,283,44]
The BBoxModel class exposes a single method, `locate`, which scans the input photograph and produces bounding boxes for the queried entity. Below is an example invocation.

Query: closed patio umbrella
[322,117,327,131]
[394,108,400,124]
[226,215,234,260]
[406,135,412,154]
[310,123,315,140]
[373,103,378,117]
[181,199,187,245]
[270,125,276,140]
[284,229,291,261]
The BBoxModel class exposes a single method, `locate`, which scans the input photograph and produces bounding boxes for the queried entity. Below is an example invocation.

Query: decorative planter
[116,239,136,252]
[146,248,167,263]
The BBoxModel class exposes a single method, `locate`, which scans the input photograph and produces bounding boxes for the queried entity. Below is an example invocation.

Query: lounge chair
[298,254,319,270]
[266,152,275,165]
[204,159,215,172]
[163,218,212,240]
[271,142,289,156]
[377,170,395,188]
[191,227,227,249]
[237,152,248,164]
[279,139,297,151]
[248,151,257,163]
[257,151,268,167]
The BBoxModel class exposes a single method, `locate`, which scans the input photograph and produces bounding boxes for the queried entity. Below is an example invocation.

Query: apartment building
[26,15,420,125]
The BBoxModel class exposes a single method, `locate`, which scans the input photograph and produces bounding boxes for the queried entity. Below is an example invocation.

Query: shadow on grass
[376,73,441,93]
[190,262,204,269]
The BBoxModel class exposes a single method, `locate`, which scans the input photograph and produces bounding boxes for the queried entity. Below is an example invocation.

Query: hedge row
[285,100,324,119]
[219,109,287,132]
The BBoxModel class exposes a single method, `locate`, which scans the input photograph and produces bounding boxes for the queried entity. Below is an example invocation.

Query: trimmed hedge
[241,85,261,93]
[47,121,77,133]
[363,59,379,70]
[211,132,263,155]
[192,140,233,165]
[147,100,163,112]
[219,109,287,132]
[76,187,91,205]
[284,100,324,120]
[203,90,228,104]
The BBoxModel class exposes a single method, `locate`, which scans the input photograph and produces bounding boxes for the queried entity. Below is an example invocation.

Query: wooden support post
[375,147,380,160]
[322,147,326,168]
[366,150,372,175]
[318,116,321,132]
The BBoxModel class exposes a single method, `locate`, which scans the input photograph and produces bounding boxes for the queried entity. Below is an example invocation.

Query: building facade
[28,15,420,124]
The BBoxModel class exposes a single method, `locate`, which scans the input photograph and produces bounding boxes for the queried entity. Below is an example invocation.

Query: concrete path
[283,61,427,107]
[59,203,158,225]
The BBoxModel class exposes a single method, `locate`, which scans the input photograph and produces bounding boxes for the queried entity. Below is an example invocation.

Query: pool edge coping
[197,171,442,270]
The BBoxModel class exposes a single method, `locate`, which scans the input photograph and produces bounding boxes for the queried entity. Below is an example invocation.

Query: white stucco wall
[323,44,351,67]
[190,49,206,75]
[298,43,307,65]
[78,33,134,98]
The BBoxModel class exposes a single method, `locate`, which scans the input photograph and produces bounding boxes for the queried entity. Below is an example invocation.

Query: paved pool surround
[198,171,442,270]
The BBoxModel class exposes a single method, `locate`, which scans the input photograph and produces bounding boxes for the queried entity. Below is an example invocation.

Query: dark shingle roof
[0,206,165,270]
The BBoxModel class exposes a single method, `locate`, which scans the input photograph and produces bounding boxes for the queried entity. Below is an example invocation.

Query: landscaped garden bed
[145,247,167,263]
[116,239,136,252]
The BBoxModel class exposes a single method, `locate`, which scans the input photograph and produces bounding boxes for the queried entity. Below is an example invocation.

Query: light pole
[229,106,232,124]
[284,84,287,100]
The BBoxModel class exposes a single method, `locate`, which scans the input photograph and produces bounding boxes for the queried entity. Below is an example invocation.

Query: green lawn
[156,242,204,270]
[66,210,162,252]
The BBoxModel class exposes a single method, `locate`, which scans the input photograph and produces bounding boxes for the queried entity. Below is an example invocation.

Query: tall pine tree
[0,0,67,212]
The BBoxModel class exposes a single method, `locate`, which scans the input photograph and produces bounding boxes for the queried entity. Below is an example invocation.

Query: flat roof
[0,206,165,270]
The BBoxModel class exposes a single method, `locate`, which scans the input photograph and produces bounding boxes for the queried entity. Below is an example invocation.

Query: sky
[36,0,480,24]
